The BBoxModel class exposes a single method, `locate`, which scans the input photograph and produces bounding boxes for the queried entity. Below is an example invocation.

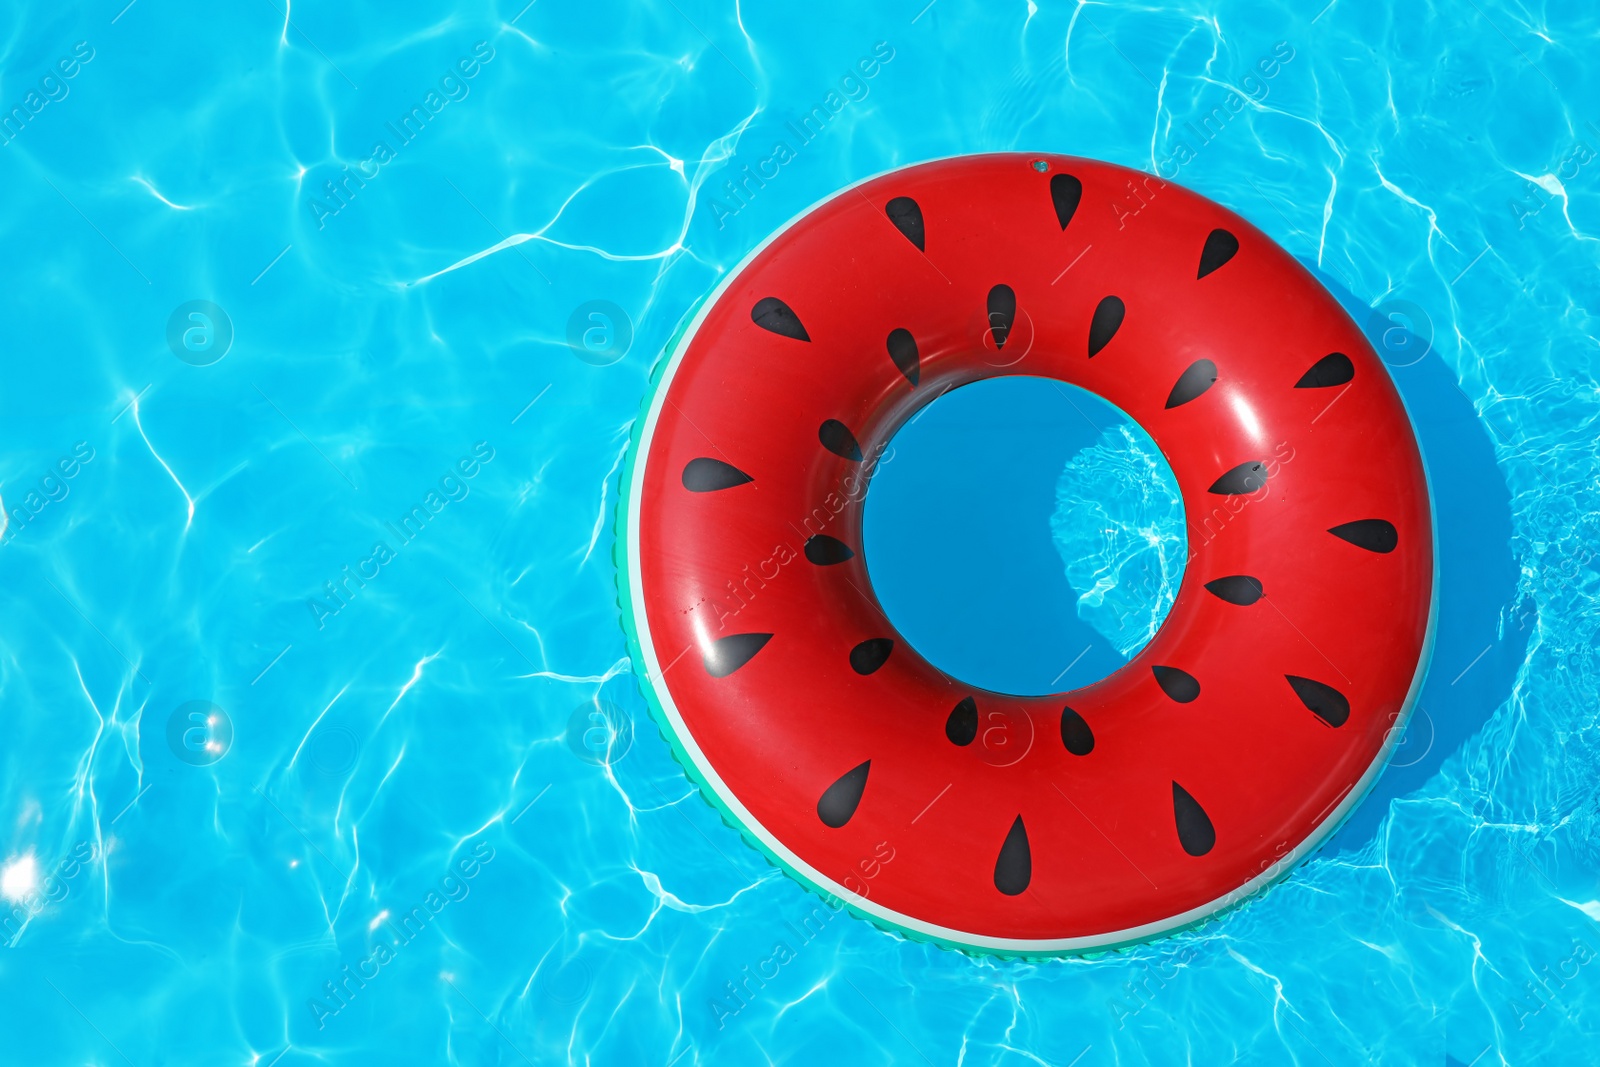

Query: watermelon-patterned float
[616,154,1435,955]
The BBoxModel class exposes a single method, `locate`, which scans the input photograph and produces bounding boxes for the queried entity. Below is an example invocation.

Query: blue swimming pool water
[1049,422,1186,662]
[2,1,1597,1064]
[863,378,1186,695]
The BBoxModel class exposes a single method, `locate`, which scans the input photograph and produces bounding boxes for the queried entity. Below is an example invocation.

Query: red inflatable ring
[617,153,1435,955]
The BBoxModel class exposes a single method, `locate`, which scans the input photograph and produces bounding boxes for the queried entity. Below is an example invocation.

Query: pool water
[1048,423,1185,664]
[864,377,1186,696]
[2,1,1597,1064]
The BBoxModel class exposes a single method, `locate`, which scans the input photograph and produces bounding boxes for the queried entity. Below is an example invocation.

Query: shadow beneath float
[1304,265,1527,854]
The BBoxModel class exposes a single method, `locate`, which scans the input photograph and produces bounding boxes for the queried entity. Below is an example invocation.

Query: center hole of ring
[862,376,1187,697]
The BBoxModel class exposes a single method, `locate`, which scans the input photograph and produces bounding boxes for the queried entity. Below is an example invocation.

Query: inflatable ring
[618,153,1434,955]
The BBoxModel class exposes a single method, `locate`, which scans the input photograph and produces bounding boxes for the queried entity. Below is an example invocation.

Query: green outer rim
[608,157,1440,960]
